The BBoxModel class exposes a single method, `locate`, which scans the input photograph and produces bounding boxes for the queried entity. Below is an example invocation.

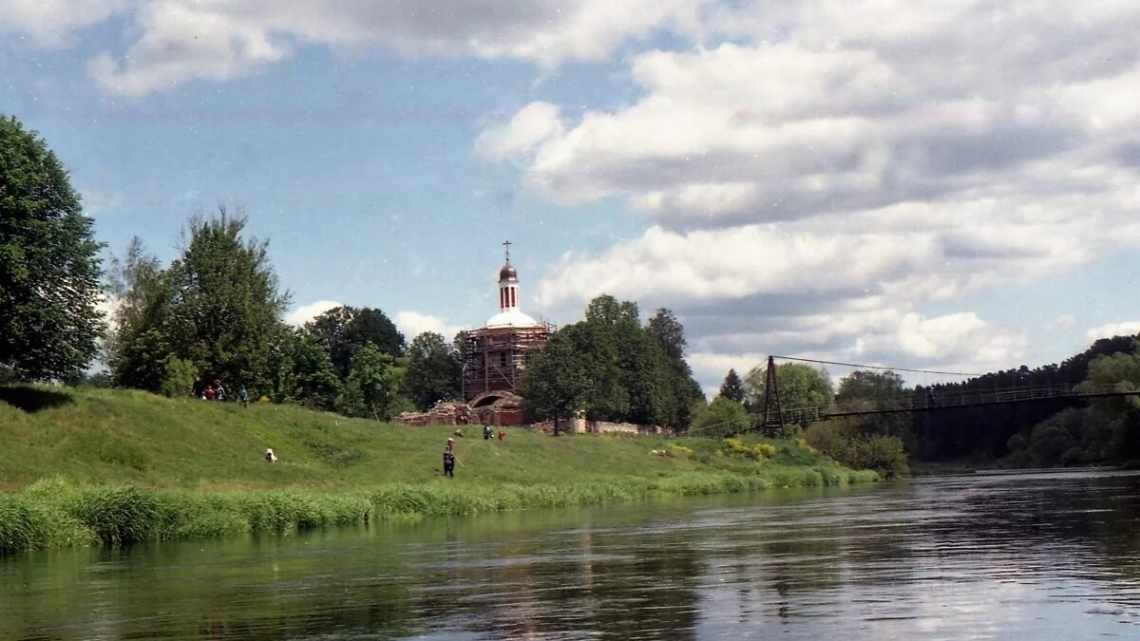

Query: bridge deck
[763,385,1140,428]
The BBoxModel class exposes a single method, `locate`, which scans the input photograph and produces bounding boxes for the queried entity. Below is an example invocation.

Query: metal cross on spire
[502,239,512,263]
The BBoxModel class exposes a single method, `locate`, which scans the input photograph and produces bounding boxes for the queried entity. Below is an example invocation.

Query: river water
[4,471,1140,640]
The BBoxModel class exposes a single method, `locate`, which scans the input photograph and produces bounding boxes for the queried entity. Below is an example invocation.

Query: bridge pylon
[761,355,785,434]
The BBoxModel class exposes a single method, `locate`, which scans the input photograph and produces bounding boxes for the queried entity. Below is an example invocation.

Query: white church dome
[486,308,539,328]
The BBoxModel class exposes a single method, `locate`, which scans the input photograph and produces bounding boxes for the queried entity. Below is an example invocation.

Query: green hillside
[0,385,876,553]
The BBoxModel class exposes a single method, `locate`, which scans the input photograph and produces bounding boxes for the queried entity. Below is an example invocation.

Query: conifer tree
[719,369,745,403]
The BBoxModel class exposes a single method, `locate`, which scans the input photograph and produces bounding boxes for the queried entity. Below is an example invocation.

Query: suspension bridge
[755,355,1140,434]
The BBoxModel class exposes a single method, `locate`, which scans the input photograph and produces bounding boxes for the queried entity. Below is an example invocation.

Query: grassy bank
[0,385,877,553]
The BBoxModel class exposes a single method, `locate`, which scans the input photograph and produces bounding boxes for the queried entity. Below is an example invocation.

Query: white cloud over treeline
[477,1,1140,380]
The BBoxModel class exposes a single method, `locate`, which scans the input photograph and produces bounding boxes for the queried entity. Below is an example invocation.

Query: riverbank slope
[0,385,876,552]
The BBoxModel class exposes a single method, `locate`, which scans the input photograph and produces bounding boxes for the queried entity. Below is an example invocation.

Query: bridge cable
[770,355,983,378]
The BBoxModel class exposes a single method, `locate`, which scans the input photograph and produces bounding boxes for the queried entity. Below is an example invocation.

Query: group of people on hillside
[200,380,250,406]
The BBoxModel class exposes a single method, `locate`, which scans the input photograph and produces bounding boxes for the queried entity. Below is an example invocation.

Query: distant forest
[911,335,1140,465]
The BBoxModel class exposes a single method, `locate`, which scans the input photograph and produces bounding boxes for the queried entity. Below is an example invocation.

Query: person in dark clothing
[443,438,456,478]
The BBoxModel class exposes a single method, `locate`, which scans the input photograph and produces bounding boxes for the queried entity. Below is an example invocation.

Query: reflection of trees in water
[11,477,1140,640]
[405,523,704,641]
[917,475,1140,584]
[2,531,421,641]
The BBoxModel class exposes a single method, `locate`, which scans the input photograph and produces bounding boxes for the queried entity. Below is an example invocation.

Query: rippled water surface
[5,471,1140,640]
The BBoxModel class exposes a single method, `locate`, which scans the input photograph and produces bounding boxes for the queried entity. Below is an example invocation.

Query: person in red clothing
[204,385,217,401]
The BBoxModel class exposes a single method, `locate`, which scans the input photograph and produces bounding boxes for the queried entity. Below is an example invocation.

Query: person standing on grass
[215,380,226,402]
[239,384,249,407]
[443,438,456,478]
[204,384,216,401]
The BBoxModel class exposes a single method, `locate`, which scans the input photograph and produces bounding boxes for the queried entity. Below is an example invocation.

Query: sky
[4,0,1140,394]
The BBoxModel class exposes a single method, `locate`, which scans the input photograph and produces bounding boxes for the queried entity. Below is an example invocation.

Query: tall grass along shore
[0,385,877,553]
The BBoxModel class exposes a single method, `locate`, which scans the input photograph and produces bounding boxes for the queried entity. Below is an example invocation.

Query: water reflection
[4,473,1140,640]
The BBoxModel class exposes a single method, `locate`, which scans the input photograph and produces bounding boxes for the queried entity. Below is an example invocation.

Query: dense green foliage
[719,369,745,402]
[403,332,461,410]
[0,116,104,381]
[909,335,1138,461]
[305,305,404,378]
[108,212,289,394]
[804,422,910,478]
[337,343,400,419]
[159,356,197,398]
[999,345,1140,467]
[522,298,704,429]
[278,331,343,410]
[518,323,594,425]
[744,362,833,417]
[0,385,877,552]
[690,397,751,437]
[780,335,1140,468]
[105,214,427,418]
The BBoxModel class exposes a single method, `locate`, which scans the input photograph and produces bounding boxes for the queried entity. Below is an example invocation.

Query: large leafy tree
[404,331,461,410]
[106,238,173,389]
[834,369,912,446]
[279,330,342,410]
[744,362,834,414]
[337,343,399,419]
[647,308,686,361]
[522,297,703,430]
[647,308,706,430]
[521,323,594,421]
[165,210,289,388]
[836,370,907,409]
[0,116,104,380]
[305,305,404,379]
[108,210,290,392]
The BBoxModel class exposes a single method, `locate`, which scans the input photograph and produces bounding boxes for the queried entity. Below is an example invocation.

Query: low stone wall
[554,417,668,436]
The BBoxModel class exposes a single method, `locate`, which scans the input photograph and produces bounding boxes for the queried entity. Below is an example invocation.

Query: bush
[1029,424,1075,466]
[805,422,910,478]
[691,397,751,437]
[160,356,197,398]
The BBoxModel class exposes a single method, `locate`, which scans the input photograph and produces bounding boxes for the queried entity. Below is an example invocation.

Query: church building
[460,242,552,424]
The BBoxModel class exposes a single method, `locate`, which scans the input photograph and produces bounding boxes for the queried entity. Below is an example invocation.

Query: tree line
[104,213,466,419]
[0,111,463,416]
[2,114,707,428]
[521,296,705,430]
[702,334,1140,471]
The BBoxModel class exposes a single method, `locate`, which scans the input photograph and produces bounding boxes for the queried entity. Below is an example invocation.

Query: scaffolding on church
[460,323,553,400]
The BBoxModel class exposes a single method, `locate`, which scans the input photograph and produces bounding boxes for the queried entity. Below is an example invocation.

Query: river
[4,471,1140,640]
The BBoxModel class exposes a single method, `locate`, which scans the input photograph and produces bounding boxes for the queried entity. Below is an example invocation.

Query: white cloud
[395,310,466,340]
[285,300,342,326]
[473,2,1140,387]
[0,0,130,47]
[476,102,565,162]
[57,0,703,95]
[1086,322,1140,342]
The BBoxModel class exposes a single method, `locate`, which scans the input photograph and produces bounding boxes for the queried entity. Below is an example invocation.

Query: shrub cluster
[804,423,910,479]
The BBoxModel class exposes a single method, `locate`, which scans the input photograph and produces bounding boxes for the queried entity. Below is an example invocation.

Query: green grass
[0,385,877,553]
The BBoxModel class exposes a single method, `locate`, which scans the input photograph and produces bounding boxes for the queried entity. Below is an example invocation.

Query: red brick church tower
[460,242,552,424]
